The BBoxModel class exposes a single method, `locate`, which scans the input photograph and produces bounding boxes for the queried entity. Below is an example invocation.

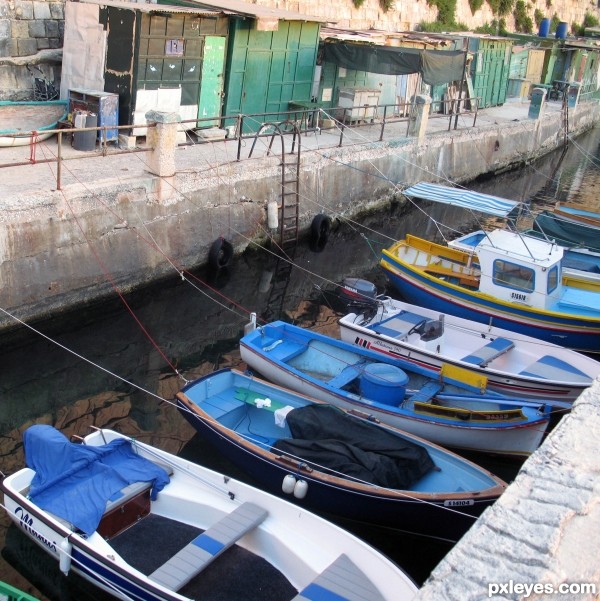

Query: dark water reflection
[1,126,600,599]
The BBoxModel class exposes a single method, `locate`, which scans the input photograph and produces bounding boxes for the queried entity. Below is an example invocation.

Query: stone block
[36,37,50,49]
[49,37,61,49]
[32,0,51,19]
[7,38,19,56]
[49,1,63,19]
[28,19,45,37]
[17,37,38,56]
[15,0,34,19]
[45,19,58,37]
[11,20,29,37]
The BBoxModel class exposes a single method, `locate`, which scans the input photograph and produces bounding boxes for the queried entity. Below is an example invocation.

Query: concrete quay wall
[416,377,600,601]
[1,101,599,330]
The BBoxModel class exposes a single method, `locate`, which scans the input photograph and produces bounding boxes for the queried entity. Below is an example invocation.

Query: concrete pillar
[528,87,547,119]
[408,94,431,141]
[145,110,180,204]
[145,110,180,177]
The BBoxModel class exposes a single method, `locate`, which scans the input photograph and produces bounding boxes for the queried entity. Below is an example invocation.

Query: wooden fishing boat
[0,100,68,147]
[380,229,600,353]
[553,203,600,228]
[338,278,599,406]
[239,320,551,456]
[2,425,417,601]
[176,368,507,542]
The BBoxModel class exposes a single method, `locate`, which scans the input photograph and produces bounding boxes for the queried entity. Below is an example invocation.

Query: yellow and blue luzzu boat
[380,229,600,353]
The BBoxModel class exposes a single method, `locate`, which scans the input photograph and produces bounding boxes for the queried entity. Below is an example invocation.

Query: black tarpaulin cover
[273,405,434,489]
[322,43,466,85]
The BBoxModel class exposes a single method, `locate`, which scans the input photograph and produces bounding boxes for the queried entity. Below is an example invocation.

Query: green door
[198,36,226,127]
[241,51,271,116]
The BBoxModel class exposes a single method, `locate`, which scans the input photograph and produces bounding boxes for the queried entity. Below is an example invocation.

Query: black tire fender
[208,237,234,270]
[309,214,332,253]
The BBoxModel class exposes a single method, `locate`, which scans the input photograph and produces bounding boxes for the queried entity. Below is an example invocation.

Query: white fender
[293,479,308,499]
[282,474,296,494]
[59,537,72,575]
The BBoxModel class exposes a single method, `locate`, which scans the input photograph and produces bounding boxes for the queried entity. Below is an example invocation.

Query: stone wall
[416,376,600,601]
[0,0,63,100]
[1,0,600,100]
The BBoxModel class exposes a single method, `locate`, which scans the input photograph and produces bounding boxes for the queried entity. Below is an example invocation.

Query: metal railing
[0,94,487,192]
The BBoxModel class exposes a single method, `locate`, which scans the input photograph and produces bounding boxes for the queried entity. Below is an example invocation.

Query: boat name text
[14,506,58,552]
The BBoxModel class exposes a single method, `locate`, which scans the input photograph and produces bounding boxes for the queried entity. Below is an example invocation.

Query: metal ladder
[248,121,302,320]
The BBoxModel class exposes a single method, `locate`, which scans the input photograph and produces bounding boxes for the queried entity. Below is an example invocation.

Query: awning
[321,43,466,86]
[403,182,521,217]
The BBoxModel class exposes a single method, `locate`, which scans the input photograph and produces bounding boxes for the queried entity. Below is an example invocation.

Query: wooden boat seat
[149,502,268,591]
[292,553,385,601]
[518,354,591,382]
[371,311,427,339]
[461,337,514,367]
[328,364,362,388]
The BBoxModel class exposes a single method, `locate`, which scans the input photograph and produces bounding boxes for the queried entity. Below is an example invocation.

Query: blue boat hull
[381,258,600,353]
[177,397,496,542]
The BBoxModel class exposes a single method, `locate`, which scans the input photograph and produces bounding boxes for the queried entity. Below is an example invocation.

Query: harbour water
[1,126,599,599]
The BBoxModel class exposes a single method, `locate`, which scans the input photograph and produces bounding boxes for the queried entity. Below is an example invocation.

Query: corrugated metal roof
[181,0,326,22]
[319,26,458,49]
[403,182,521,217]
[82,0,228,16]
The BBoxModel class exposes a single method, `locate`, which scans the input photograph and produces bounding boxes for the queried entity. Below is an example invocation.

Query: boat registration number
[444,499,475,507]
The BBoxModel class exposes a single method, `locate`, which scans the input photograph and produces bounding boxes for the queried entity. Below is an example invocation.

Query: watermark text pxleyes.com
[488,581,597,598]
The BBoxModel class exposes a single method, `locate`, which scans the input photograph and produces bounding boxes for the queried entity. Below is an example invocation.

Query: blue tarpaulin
[403,182,521,217]
[24,425,170,536]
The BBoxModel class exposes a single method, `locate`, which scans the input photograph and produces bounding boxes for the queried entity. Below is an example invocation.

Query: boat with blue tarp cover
[2,425,417,601]
[239,320,551,456]
[176,368,507,542]
[529,210,600,252]
[553,203,600,228]
[338,278,600,405]
[380,228,600,353]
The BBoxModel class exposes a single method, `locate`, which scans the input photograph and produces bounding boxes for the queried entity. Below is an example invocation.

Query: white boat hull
[240,344,547,457]
[339,297,598,405]
[3,428,416,601]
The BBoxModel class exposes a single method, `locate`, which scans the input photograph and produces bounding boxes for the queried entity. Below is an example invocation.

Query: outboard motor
[419,319,444,342]
[338,278,378,317]
[415,316,445,352]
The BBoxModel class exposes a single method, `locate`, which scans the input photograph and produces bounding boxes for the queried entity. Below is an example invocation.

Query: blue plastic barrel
[538,18,550,37]
[359,363,409,406]
[556,21,568,39]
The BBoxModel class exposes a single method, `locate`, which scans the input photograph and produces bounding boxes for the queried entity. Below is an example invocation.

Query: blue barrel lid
[363,362,409,387]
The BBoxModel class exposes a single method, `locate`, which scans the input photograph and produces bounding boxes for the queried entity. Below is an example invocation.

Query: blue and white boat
[239,321,551,456]
[2,425,417,601]
[450,229,600,283]
[176,368,507,542]
[381,228,600,353]
[338,278,600,406]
